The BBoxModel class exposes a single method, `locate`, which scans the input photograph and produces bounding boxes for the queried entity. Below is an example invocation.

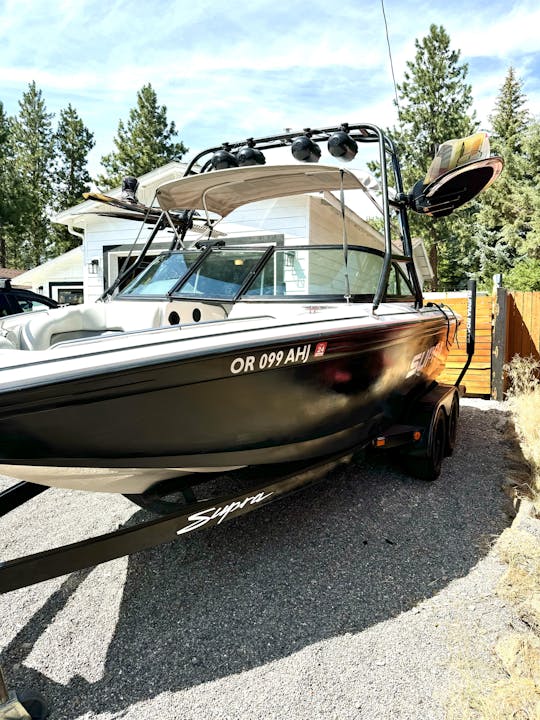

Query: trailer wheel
[445,395,459,456]
[17,688,49,719]
[403,408,446,482]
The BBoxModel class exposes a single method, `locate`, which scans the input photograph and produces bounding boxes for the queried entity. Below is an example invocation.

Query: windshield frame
[168,244,274,300]
[118,245,275,301]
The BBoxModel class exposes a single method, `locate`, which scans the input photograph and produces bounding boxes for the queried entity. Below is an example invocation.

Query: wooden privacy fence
[426,292,493,396]
[425,290,540,398]
[505,291,540,362]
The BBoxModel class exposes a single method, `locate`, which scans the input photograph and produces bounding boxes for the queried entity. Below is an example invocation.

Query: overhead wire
[380,0,401,121]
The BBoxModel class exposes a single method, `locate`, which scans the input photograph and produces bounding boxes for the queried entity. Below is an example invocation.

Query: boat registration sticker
[314,342,327,357]
[230,343,312,374]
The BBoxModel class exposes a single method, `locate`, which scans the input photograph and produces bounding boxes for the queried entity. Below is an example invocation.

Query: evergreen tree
[0,101,14,267]
[10,82,55,268]
[505,258,540,291]
[520,120,540,259]
[390,25,478,289]
[0,102,27,269]
[490,67,529,153]
[394,25,477,179]
[53,104,95,253]
[436,209,479,290]
[476,68,537,287]
[98,84,187,189]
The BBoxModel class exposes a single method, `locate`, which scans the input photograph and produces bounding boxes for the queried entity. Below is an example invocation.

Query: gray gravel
[0,399,519,719]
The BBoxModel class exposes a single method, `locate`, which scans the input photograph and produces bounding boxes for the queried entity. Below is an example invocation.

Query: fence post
[491,286,508,400]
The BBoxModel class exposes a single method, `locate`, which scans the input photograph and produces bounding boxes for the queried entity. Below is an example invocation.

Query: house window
[57,288,84,305]
[50,283,84,305]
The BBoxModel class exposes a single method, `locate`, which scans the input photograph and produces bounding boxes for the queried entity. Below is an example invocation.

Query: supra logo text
[177,491,274,534]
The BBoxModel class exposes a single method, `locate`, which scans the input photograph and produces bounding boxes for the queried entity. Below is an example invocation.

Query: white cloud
[2,0,540,177]
[0,67,102,93]
[450,2,540,59]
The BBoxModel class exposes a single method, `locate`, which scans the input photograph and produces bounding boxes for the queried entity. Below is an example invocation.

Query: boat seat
[20,301,166,350]
[0,334,16,350]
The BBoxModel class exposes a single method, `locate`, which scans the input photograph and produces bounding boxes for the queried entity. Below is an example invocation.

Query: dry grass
[447,673,540,720]
[446,356,540,719]
[497,528,540,636]
[446,528,540,720]
[505,355,540,397]
[505,355,540,514]
[446,626,540,720]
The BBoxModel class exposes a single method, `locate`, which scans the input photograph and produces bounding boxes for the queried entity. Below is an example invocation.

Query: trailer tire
[445,395,459,456]
[403,407,446,482]
[17,688,49,719]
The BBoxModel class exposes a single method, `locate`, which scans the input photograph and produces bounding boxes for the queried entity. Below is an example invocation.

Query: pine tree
[391,25,478,289]
[0,102,26,268]
[505,258,540,290]
[476,68,536,287]
[53,104,95,253]
[394,25,477,182]
[0,101,13,267]
[520,120,540,259]
[98,84,187,189]
[490,67,529,153]
[10,82,55,268]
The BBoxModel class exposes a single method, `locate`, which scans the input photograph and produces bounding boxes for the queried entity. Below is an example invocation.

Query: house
[52,162,189,303]
[13,247,84,303]
[22,161,433,303]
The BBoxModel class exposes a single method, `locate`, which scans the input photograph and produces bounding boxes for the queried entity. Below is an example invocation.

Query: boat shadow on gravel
[2,403,515,718]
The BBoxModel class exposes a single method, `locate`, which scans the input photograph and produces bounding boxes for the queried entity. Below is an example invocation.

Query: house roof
[54,161,188,228]
[412,237,434,280]
[0,267,24,279]
[14,246,83,284]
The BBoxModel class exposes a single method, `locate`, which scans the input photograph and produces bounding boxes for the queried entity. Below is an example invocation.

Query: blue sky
[1,0,539,177]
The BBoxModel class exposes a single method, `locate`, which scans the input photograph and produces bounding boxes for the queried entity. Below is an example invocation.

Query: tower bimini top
[83,122,502,311]
[156,164,365,217]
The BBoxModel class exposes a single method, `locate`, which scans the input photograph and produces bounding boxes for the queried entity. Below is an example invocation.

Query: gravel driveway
[0,398,516,719]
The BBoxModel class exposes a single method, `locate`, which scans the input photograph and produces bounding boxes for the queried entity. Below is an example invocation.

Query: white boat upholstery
[0,318,26,351]
[20,301,167,350]
[0,334,16,350]
[16,299,233,350]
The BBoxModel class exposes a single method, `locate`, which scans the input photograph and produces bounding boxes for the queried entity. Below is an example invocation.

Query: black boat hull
[0,314,455,492]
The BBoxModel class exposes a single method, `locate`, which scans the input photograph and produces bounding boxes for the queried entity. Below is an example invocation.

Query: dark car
[0,278,59,318]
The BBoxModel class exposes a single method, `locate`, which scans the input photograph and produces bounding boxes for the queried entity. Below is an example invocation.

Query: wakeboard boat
[0,123,503,594]
[0,124,502,497]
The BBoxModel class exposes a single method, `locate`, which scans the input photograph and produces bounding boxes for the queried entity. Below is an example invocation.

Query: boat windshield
[121,252,201,296]
[119,246,406,300]
[243,246,387,298]
[120,249,268,299]
[174,249,267,299]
